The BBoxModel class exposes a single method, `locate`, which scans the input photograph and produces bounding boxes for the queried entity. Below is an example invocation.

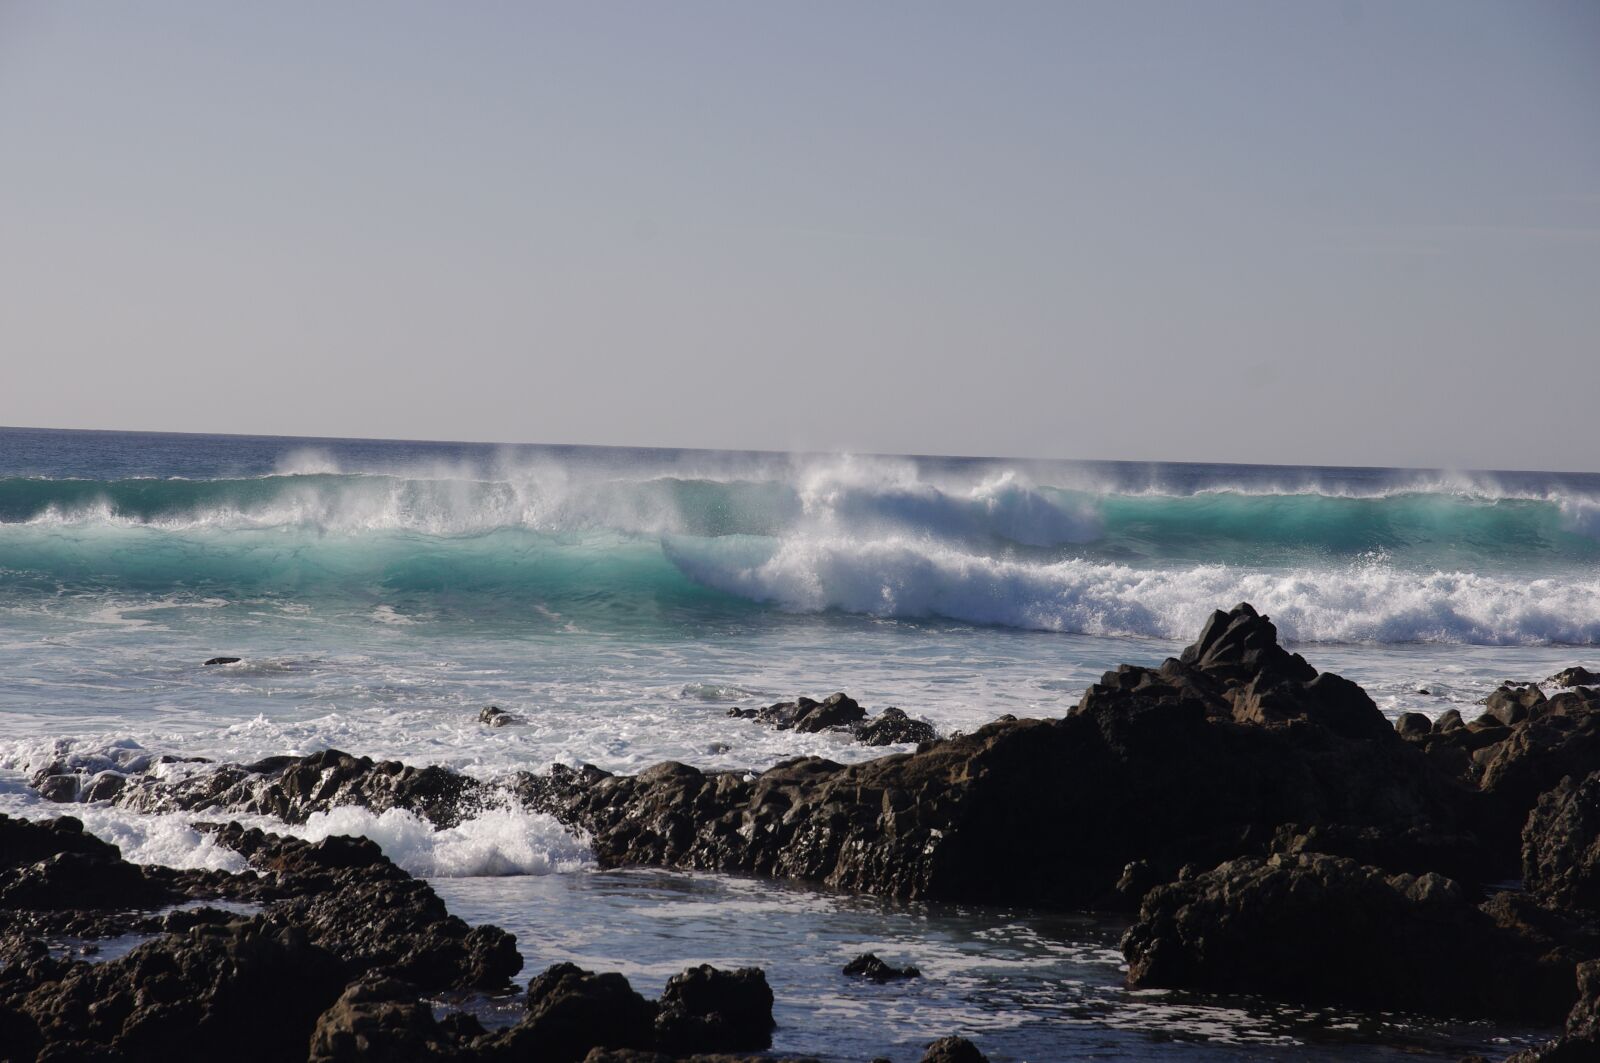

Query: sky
[1,1,1597,470]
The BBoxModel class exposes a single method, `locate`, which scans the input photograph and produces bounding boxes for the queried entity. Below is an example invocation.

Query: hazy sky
[2,2,1597,469]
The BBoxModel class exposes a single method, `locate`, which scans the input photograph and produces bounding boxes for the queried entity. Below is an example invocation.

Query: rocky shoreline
[8,603,1600,1059]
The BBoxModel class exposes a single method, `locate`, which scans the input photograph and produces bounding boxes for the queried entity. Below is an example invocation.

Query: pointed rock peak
[1179,603,1316,684]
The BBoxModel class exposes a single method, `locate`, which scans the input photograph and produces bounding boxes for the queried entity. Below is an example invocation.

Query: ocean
[3,425,1597,1060]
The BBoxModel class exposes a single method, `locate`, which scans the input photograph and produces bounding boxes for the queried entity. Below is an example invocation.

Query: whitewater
[3,425,1598,1060]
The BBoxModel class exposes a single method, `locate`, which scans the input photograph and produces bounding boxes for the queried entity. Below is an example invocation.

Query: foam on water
[287,805,594,878]
[666,535,1600,644]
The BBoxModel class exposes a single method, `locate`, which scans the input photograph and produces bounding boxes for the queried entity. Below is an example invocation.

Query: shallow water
[430,870,1546,1062]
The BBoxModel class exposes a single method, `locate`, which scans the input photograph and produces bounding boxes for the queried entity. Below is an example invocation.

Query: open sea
[4,425,1599,1060]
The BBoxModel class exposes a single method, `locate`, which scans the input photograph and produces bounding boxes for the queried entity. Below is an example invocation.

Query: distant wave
[664,535,1600,645]
[2,466,1598,560]
[4,458,1600,645]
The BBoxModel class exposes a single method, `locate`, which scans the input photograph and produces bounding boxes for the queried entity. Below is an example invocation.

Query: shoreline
[5,603,1600,1060]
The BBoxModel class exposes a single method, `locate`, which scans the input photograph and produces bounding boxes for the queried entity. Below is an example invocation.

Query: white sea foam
[283,805,594,877]
[666,534,1600,645]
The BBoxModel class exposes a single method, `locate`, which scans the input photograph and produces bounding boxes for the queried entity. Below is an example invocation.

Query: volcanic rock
[843,953,921,982]
[1122,851,1577,1023]
[1524,771,1600,913]
[1486,683,1549,727]
[1551,667,1600,689]
[853,707,938,747]
[522,605,1490,904]
[654,964,775,1053]
[1395,712,1433,737]
[920,1037,989,1063]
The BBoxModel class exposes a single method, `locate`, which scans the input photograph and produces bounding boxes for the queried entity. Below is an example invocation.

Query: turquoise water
[1,426,1595,1060]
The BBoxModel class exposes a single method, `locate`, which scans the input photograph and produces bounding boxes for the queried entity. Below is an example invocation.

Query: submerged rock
[1550,667,1600,689]
[854,707,938,747]
[843,953,921,982]
[729,694,937,747]
[728,692,866,733]
[479,705,524,727]
[53,747,492,828]
[203,656,241,666]
[1122,851,1577,1024]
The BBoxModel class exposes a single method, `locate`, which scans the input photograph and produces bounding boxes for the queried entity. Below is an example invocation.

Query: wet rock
[853,707,938,747]
[654,964,774,1053]
[207,824,521,992]
[1550,667,1600,689]
[100,748,489,828]
[843,953,921,982]
[729,693,866,734]
[13,919,348,1062]
[33,775,79,804]
[479,706,523,727]
[728,695,936,746]
[0,815,178,911]
[1436,708,1466,733]
[523,605,1489,905]
[203,656,241,666]
[1122,851,1576,1023]
[1395,712,1433,738]
[486,963,658,1062]
[307,974,454,1062]
[921,1036,989,1063]
[1479,686,1600,850]
[1486,684,1549,727]
[1524,771,1600,913]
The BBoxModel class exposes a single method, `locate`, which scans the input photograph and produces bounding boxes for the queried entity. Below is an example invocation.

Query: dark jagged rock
[1395,711,1433,738]
[843,953,921,982]
[1524,771,1600,913]
[0,816,526,1062]
[920,1036,989,1063]
[1551,667,1600,689]
[522,605,1491,905]
[1486,684,1549,727]
[1122,852,1577,1024]
[61,748,492,828]
[307,973,457,1062]
[207,825,521,991]
[2,815,127,872]
[0,815,178,911]
[1437,708,1466,732]
[13,919,348,1062]
[728,694,937,747]
[1479,686,1600,847]
[479,706,524,727]
[853,707,938,747]
[484,963,659,1062]
[729,693,865,734]
[203,656,241,666]
[1267,823,1491,882]
[654,964,774,1053]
